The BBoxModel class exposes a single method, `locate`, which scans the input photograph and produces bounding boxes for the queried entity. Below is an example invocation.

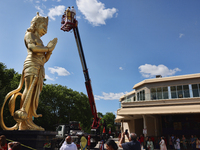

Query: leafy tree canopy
[98,112,116,134]
[35,84,93,132]
[0,62,22,128]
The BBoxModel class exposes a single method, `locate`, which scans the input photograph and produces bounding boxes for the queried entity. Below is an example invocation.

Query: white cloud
[36,0,40,3]
[35,5,45,16]
[57,0,61,2]
[48,5,65,20]
[42,0,47,1]
[48,66,70,76]
[119,67,123,70]
[76,0,118,26]
[139,64,181,78]
[179,33,184,38]
[95,92,128,100]
[45,75,54,81]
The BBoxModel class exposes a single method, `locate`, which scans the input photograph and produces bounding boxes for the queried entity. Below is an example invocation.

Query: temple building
[115,73,200,138]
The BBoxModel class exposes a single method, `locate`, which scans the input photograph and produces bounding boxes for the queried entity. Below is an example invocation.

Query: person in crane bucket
[71,6,76,22]
[65,7,71,22]
[61,6,77,32]
[65,6,76,23]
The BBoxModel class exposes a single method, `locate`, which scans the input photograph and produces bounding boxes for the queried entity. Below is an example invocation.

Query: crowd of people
[168,134,200,150]
[116,132,200,150]
[1,132,200,150]
[132,134,200,150]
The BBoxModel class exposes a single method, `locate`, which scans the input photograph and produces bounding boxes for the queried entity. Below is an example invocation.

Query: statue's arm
[45,52,52,62]
[25,32,49,53]
[26,42,49,53]
[45,38,58,62]
[28,43,49,53]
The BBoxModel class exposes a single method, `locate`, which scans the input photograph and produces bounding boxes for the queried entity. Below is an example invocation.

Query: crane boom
[73,27,100,129]
[61,10,100,129]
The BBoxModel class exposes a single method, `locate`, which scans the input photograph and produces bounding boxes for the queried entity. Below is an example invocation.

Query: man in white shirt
[60,136,78,150]
[71,6,76,22]
[71,6,76,16]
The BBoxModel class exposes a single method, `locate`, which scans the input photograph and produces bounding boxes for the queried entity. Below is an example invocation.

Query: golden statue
[0,12,57,130]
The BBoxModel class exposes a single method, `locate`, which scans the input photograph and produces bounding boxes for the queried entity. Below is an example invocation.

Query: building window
[177,85,183,98]
[133,94,136,101]
[183,85,190,98]
[151,87,168,100]
[137,90,145,101]
[170,85,190,99]
[163,87,168,99]
[126,94,133,102]
[137,93,139,101]
[157,87,162,99]
[151,88,157,100]
[171,86,177,99]
[123,94,136,102]
[192,84,199,97]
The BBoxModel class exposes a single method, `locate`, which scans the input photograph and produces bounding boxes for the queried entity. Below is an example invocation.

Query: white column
[121,120,124,133]
[143,115,147,137]
[189,84,193,98]
[168,86,171,99]
[121,120,125,143]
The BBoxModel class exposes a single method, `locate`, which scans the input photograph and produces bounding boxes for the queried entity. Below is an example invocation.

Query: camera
[125,129,128,135]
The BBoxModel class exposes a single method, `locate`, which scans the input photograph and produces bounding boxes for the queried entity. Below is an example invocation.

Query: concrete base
[0,130,57,150]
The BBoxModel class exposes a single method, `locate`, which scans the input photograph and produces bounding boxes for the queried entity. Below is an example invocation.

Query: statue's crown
[31,12,48,25]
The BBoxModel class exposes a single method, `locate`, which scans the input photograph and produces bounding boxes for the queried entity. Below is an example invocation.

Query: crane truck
[59,7,102,148]
[55,121,84,149]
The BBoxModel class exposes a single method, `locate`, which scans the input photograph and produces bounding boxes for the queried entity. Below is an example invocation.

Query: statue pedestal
[0,130,57,150]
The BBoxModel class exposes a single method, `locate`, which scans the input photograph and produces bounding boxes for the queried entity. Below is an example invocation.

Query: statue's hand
[47,38,58,51]
[47,38,57,47]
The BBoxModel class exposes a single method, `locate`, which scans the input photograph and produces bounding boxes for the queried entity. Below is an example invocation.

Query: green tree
[97,112,104,119]
[0,62,22,130]
[101,112,116,134]
[35,84,93,132]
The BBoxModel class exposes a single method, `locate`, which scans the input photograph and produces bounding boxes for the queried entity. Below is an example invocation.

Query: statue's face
[37,22,48,37]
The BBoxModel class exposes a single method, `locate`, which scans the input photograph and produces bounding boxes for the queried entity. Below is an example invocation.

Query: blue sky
[1,0,200,115]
